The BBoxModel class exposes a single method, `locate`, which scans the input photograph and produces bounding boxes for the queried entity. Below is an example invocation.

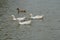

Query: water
[0,0,60,40]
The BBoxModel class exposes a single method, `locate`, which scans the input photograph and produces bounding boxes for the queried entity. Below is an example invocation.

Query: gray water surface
[0,0,60,40]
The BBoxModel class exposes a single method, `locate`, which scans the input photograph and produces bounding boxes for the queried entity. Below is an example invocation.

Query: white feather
[29,14,44,19]
[11,15,26,21]
[19,20,31,25]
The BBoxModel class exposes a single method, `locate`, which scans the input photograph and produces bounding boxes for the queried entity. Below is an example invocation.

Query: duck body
[29,14,44,20]
[19,20,31,25]
[16,17,26,21]
[17,8,26,14]
[11,15,26,21]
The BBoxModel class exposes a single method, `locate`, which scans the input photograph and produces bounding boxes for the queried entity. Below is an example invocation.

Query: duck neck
[12,15,16,20]
[30,14,32,17]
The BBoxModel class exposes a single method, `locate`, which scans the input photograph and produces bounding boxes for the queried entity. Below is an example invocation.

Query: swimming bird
[11,15,26,21]
[29,13,44,20]
[16,8,26,14]
[19,20,31,25]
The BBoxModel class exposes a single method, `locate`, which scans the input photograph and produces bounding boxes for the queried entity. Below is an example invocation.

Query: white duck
[19,20,31,25]
[29,14,44,20]
[11,15,26,21]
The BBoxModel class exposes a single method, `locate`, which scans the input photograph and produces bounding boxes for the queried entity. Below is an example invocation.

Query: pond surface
[0,0,60,40]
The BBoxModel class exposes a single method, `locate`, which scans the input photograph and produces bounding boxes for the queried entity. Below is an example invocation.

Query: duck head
[16,8,19,10]
[29,13,33,17]
[11,15,16,20]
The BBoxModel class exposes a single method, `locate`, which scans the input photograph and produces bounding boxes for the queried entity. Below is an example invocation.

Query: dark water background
[0,0,60,40]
